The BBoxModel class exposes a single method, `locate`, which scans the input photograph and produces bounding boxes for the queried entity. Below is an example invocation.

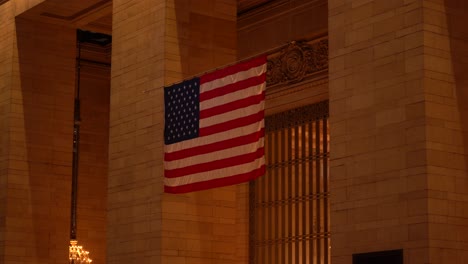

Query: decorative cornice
[266,37,328,91]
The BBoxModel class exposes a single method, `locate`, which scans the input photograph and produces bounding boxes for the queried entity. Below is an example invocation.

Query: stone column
[162,1,242,264]
[328,0,468,263]
[0,2,15,260]
[423,0,468,262]
[1,1,79,263]
[108,0,165,263]
[109,0,240,263]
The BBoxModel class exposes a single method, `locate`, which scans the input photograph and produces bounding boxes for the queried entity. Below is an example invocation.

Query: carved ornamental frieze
[266,37,328,89]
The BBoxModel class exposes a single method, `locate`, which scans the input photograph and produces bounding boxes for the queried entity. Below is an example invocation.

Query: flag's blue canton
[164,77,200,145]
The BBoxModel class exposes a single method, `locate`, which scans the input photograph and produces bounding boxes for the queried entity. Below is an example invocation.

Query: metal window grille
[249,101,330,264]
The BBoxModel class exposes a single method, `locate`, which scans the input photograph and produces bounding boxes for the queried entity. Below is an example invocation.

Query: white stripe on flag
[199,101,264,128]
[201,64,266,93]
[163,55,267,193]
[164,156,265,187]
[200,82,265,110]
[165,138,265,170]
[164,120,264,154]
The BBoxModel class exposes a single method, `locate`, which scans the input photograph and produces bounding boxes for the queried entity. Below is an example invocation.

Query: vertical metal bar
[267,131,273,264]
[287,126,293,264]
[323,118,329,264]
[259,141,265,264]
[281,128,286,264]
[315,119,321,264]
[301,124,309,264]
[252,102,329,264]
[309,121,314,264]
[274,130,279,264]
[70,35,82,241]
[294,125,299,263]
[249,181,256,264]
[254,171,259,264]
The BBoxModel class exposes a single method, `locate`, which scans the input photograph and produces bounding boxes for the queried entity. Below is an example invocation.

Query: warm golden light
[69,240,92,264]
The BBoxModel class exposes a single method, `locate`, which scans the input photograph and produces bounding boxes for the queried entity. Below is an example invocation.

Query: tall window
[250,101,329,264]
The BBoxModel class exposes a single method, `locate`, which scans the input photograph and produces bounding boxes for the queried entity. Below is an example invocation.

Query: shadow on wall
[445,0,468,174]
[15,19,110,264]
[15,16,75,263]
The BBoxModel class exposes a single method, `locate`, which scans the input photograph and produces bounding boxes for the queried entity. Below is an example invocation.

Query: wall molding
[266,36,328,92]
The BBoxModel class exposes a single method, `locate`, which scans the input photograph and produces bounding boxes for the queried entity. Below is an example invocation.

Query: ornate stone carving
[266,38,328,89]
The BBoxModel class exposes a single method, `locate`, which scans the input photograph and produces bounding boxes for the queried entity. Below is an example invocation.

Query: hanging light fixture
[68,29,111,264]
[69,240,92,263]
[69,29,91,264]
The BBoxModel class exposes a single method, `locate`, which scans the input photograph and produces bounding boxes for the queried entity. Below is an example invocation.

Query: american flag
[163,56,267,193]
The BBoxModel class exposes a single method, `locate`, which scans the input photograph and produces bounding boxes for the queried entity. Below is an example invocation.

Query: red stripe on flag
[164,147,265,178]
[165,128,265,161]
[200,74,266,102]
[200,56,267,84]
[164,56,267,193]
[199,110,264,137]
[164,165,265,193]
[200,93,265,119]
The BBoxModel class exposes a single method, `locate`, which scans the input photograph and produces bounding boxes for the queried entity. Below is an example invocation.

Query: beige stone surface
[329,0,468,263]
[2,15,74,264]
[110,1,244,264]
[109,1,165,263]
[1,1,109,263]
[0,1,14,260]
[2,1,467,264]
[238,0,328,59]
[161,1,245,264]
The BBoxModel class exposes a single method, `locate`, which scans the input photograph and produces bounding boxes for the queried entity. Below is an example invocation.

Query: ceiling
[19,0,272,35]
[238,0,271,14]
[19,0,113,34]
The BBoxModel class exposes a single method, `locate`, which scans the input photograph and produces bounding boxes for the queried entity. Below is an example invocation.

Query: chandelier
[69,240,92,263]
[68,30,94,264]
[68,28,110,264]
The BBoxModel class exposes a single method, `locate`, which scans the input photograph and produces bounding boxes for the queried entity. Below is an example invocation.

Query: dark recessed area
[353,249,403,264]
[77,29,112,46]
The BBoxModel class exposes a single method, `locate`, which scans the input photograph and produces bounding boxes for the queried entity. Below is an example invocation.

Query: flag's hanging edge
[143,40,297,94]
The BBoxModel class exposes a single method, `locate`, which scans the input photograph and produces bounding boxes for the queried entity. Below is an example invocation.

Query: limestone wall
[5,16,75,263]
[0,1,109,263]
[109,1,245,263]
[328,0,468,263]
